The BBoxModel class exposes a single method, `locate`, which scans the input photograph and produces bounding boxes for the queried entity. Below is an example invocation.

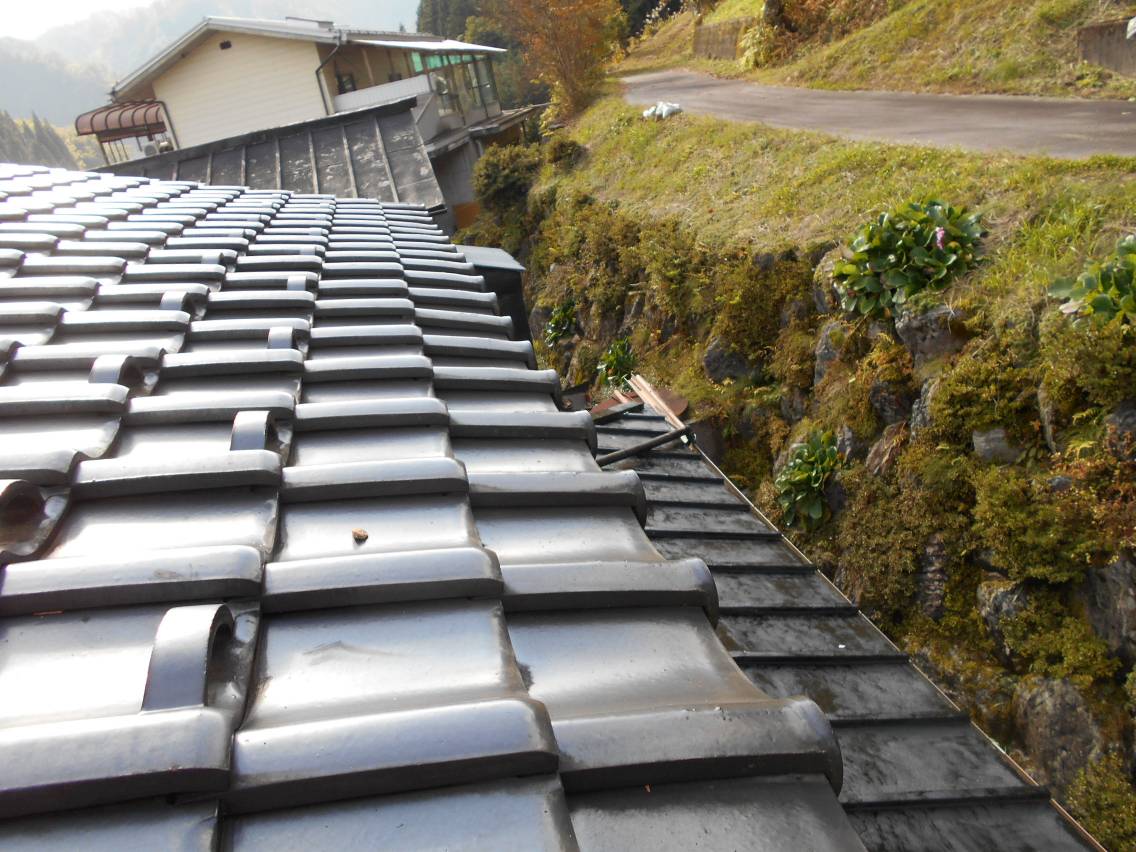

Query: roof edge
[112,16,341,99]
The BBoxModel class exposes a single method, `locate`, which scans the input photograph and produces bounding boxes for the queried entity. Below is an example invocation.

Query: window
[410,52,424,73]
[335,72,357,94]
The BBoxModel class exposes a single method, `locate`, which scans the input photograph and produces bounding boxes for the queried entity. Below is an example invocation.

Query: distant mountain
[0,38,111,124]
[34,0,420,78]
[0,0,418,123]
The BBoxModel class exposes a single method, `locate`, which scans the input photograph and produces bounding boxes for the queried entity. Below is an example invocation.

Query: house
[75,16,539,226]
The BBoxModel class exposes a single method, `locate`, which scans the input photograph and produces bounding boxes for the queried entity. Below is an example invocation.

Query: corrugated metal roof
[0,161,863,850]
[95,100,447,214]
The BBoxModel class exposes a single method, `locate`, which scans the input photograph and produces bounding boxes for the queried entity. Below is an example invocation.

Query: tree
[484,0,625,116]
[0,110,77,168]
[417,0,480,37]
[464,15,549,108]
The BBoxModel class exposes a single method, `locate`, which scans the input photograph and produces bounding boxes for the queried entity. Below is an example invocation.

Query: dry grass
[619,1,1136,99]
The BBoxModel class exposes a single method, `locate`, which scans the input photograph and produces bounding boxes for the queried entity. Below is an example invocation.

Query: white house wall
[153,32,327,148]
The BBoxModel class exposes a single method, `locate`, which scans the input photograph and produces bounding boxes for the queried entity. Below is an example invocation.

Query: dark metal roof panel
[598,402,1100,850]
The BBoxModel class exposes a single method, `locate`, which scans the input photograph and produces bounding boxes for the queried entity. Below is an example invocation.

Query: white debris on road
[643,101,682,120]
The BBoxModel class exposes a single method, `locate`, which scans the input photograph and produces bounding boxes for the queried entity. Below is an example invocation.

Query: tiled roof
[0,162,861,850]
[596,408,1101,850]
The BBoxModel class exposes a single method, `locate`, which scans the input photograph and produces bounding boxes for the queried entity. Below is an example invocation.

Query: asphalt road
[622,69,1136,159]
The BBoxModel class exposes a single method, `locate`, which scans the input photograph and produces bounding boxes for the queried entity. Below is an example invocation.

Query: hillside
[0,39,111,125]
[460,92,1136,848]
[34,0,419,79]
[622,0,1136,99]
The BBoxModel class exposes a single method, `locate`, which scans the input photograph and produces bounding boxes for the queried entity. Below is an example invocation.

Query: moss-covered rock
[972,466,1103,585]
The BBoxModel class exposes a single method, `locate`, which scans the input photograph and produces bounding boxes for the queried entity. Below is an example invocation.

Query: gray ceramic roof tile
[0,164,911,850]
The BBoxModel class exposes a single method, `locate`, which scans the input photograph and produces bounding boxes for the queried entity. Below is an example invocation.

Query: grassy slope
[559,93,1135,275]
[619,1,1136,99]
[501,94,1136,845]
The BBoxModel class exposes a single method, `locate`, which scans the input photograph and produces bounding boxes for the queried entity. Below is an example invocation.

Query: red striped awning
[75,101,167,142]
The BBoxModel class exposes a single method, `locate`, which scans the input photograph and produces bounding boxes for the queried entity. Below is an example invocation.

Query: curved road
[622,69,1136,159]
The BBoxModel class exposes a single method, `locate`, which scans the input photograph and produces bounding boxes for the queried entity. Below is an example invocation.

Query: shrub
[971,466,1102,584]
[738,23,780,69]
[832,466,926,622]
[928,319,1039,446]
[544,299,577,346]
[472,144,542,212]
[775,429,842,528]
[1039,308,1136,419]
[1067,752,1136,852]
[1048,234,1136,327]
[833,199,985,318]
[999,592,1119,686]
[639,216,708,327]
[545,135,584,167]
[597,337,636,387]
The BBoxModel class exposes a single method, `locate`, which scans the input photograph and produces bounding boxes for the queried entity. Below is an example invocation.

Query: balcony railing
[332,75,433,113]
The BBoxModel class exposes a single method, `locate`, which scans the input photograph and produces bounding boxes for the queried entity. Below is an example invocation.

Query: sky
[5,0,157,40]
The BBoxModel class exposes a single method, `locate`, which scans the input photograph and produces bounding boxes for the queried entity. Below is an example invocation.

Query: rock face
[895,304,969,368]
[1012,677,1104,793]
[619,291,645,336]
[529,305,552,340]
[869,378,913,425]
[583,302,621,341]
[772,440,803,477]
[972,427,1020,464]
[779,298,809,328]
[909,378,939,438]
[865,422,907,477]
[813,320,845,386]
[779,386,808,424]
[835,424,869,462]
[811,247,842,315]
[977,581,1029,666]
[1105,399,1136,462]
[1037,385,1060,454]
[823,470,848,516]
[703,336,755,384]
[1080,551,1136,666]
[916,534,949,620]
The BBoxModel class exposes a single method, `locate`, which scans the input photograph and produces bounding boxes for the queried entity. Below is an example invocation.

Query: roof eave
[112,17,339,99]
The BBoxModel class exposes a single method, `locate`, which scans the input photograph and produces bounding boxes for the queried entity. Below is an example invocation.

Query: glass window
[335,72,357,94]
[410,52,424,73]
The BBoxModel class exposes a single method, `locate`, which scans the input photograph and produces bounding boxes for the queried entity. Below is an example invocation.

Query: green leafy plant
[775,429,842,528]
[544,299,577,346]
[597,337,635,387]
[1049,235,1136,326]
[471,143,542,213]
[833,199,985,318]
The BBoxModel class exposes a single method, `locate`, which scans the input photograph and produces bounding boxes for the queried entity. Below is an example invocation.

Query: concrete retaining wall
[692,17,755,61]
[1078,18,1136,77]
